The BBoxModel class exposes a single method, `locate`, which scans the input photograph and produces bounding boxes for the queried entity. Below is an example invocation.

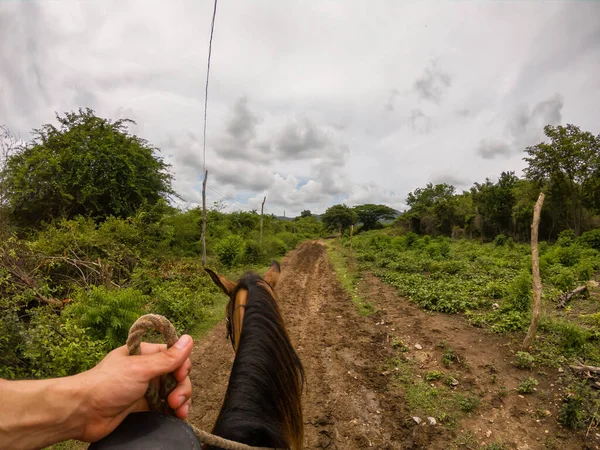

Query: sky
[1,0,599,216]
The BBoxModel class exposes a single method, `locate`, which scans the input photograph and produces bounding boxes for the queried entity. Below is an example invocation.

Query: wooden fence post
[522,192,545,350]
[259,196,266,246]
[201,170,208,267]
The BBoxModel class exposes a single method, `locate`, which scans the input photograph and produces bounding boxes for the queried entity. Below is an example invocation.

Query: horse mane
[207,273,305,450]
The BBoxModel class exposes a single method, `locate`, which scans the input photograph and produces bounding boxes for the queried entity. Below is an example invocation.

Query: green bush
[513,351,535,369]
[493,234,507,246]
[22,309,106,378]
[577,228,600,251]
[518,377,538,394]
[556,229,576,247]
[216,235,245,268]
[242,241,266,265]
[276,232,300,251]
[505,270,531,312]
[548,266,576,292]
[264,237,287,257]
[152,284,208,334]
[66,286,147,349]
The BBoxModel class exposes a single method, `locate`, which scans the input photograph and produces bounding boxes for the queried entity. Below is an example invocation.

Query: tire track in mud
[188,241,404,449]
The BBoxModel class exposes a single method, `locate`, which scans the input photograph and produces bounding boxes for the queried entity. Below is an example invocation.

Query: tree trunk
[201,170,208,267]
[522,192,545,351]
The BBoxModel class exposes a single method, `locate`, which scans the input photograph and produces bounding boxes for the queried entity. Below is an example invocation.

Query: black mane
[206,273,304,449]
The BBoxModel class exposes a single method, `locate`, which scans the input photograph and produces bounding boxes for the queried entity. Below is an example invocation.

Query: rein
[126,314,283,450]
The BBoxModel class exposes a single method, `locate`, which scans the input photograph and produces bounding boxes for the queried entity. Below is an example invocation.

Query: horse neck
[209,292,303,450]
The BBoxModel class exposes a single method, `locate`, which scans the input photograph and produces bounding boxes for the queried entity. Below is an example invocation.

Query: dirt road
[188,241,597,450]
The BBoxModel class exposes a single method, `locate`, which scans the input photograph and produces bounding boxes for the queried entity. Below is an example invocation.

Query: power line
[202,0,218,173]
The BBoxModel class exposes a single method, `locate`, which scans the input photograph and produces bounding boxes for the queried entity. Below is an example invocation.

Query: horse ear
[204,268,236,296]
[263,260,281,288]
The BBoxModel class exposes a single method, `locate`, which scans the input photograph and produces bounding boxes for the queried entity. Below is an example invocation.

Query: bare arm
[0,335,194,450]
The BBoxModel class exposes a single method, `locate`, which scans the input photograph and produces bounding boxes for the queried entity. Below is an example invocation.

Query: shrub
[556,229,576,247]
[264,237,287,257]
[518,377,538,394]
[578,228,600,251]
[548,266,576,292]
[425,371,443,381]
[506,270,531,312]
[513,351,535,370]
[242,241,265,265]
[66,286,146,349]
[493,234,507,246]
[152,284,208,334]
[216,235,245,268]
[22,309,106,378]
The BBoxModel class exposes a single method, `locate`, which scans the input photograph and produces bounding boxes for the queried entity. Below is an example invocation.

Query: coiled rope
[126,314,282,450]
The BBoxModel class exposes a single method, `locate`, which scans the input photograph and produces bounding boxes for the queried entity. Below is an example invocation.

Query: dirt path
[188,241,598,450]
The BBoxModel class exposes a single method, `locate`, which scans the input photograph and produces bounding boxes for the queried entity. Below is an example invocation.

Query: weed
[425,371,443,381]
[442,348,457,367]
[514,351,535,369]
[457,395,480,413]
[518,377,538,394]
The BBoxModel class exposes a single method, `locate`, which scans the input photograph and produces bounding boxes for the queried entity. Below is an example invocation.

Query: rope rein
[126,314,282,450]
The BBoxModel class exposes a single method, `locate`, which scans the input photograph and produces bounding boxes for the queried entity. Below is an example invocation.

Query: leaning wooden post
[522,192,545,351]
[201,170,208,267]
[259,196,266,246]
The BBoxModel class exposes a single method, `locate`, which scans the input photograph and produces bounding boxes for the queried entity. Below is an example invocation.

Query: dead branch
[43,256,121,289]
[570,364,600,375]
[557,285,589,308]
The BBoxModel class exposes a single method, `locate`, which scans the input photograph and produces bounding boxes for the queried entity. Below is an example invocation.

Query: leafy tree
[300,210,312,218]
[471,171,518,239]
[405,183,459,235]
[322,204,357,233]
[1,108,174,228]
[353,204,396,230]
[524,124,600,235]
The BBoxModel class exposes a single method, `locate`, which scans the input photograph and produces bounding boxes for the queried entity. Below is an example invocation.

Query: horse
[204,261,304,450]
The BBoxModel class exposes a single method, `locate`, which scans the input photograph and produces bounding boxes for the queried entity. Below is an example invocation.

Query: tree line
[322,124,600,242]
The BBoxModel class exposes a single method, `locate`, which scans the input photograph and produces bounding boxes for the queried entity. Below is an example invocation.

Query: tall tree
[353,204,396,230]
[524,124,599,235]
[300,210,312,218]
[322,204,357,234]
[1,109,174,228]
[406,183,458,235]
[471,171,518,239]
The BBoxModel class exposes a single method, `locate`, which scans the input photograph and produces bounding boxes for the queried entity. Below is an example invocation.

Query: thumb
[138,335,193,379]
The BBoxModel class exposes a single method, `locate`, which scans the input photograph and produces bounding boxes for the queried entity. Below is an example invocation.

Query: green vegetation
[325,240,374,316]
[0,110,325,381]
[518,377,539,394]
[398,124,600,242]
[386,355,480,426]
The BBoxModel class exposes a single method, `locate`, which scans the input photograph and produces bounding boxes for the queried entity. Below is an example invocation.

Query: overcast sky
[1,1,599,216]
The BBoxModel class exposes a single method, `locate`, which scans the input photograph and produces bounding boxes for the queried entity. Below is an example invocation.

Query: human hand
[75,334,194,443]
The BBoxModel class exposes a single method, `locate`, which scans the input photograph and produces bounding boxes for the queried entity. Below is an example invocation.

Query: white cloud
[1,0,599,216]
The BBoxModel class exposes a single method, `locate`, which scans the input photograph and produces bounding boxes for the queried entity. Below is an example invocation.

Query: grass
[386,355,480,427]
[325,240,375,316]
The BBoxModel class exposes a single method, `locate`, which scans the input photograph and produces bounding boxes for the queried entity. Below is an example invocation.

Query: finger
[174,399,192,420]
[140,342,168,355]
[172,358,192,382]
[168,376,192,410]
[136,335,194,379]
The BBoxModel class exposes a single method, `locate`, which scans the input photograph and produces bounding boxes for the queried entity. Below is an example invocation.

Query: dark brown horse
[204,261,304,450]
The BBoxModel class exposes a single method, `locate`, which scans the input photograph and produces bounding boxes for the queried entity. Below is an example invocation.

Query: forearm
[0,375,88,450]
